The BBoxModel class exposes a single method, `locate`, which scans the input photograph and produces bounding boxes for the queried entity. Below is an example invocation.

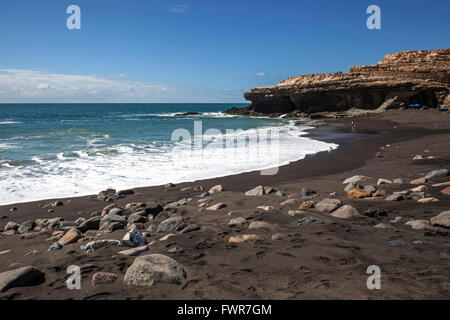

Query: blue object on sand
[439,108,448,112]
[409,104,421,108]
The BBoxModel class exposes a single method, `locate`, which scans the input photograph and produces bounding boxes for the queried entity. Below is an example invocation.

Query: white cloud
[0,68,245,103]
[255,72,265,77]
[167,4,190,14]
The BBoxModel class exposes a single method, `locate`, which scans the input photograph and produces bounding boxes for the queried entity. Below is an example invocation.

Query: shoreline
[1,109,449,299]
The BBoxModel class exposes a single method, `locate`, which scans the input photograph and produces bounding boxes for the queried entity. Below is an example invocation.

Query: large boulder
[124,254,187,287]
[156,216,187,233]
[315,198,342,213]
[0,266,45,292]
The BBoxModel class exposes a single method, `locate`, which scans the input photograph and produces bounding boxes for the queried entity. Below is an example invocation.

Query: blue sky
[0,0,448,102]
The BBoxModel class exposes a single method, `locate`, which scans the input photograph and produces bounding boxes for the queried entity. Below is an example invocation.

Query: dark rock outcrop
[226,49,450,117]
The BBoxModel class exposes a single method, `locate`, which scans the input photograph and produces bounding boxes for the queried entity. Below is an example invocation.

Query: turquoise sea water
[0,103,337,205]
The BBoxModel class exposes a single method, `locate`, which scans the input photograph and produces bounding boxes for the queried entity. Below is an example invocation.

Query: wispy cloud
[167,4,190,14]
[255,72,265,77]
[0,68,245,103]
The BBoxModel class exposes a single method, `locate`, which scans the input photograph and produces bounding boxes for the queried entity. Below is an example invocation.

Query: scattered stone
[410,185,426,192]
[179,224,200,234]
[165,183,176,188]
[372,189,387,197]
[123,229,147,247]
[298,201,314,210]
[59,221,78,229]
[4,222,20,232]
[429,210,450,228]
[168,247,179,254]
[92,272,118,286]
[271,233,287,240]
[17,221,35,234]
[101,204,118,217]
[329,192,337,196]
[390,216,402,223]
[275,191,286,197]
[425,169,449,180]
[48,242,63,251]
[374,223,393,229]
[124,254,187,287]
[348,189,370,199]
[298,216,325,225]
[342,175,369,184]
[393,178,407,184]
[280,199,299,206]
[257,206,274,211]
[156,216,187,233]
[208,184,223,194]
[0,250,11,255]
[413,240,424,245]
[245,186,264,196]
[1,230,17,236]
[288,210,305,216]
[440,186,450,195]
[58,228,82,246]
[299,187,317,197]
[263,186,275,194]
[52,200,63,207]
[160,234,176,241]
[330,205,359,219]
[77,217,99,233]
[377,178,392,185]
[405,220,430,230]
[413,155,424,160]
[417,197,439,203]
[0,216,7,220]
[178,198,189,206]
[248,221,273,230]
[228,234,261,243]
[83,240,122,253]
[0,266,45,293]
[388,239,406,247]
[385,194,403,201]
[128,213,148,225]
[206,203,227,211]
[116,189,135,196]
[100,213,127,231]
[344,182,363,193]
[363,208,388,218]
[363,185,377,195]
[432,181,450,187]
[410,177,427,184]
[228,217,246,226]
[315,198,342,213]
[9,207,17,212]
[119,245,149,257]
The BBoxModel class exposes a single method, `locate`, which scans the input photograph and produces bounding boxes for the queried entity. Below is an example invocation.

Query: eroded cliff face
[227,49,450,116]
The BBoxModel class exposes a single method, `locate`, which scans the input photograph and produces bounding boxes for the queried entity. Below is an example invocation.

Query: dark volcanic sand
[0,109,449,300]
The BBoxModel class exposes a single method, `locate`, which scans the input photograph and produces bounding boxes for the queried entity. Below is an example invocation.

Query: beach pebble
[271,233,287,240]
[385,194,403,201]
[4,222,20,232]
[264,186,275,194]
[363,208,388,218]
[84,239,122,252]
[299,187,317,197]
[124,254,187,287]
[159,234,176,241]
[425,169,449,179]
[377,178,392,185]
[17,221,35,234]
[393,178,407,184]
[280,199,299,206]
[228,234,261,243]
[417,197,439,203]
[228,217,246,226]
[0,266,45,293]
[79,216,101,232]
[156,216,186,233]
[342,175,370,184]
[298,200,314,209]
[165,183,176,188]
[179,224,200,234]
[245,186,264,196]
[52,200,63,207]
[248,221,273,230]
[374,223,393,229]
[344,182,363,193]
[348,189,370,199]
[315,198,342,213]
[48,242,63,251]
[390,216,402,223]
[432,181,450,187]
[288,210,305,216]
[413,155,424,160]
[275,191,286,197]
[128,213,148,225]
[58,228,82,246]
[429,210,450,228]
[257,206,274,211]
[119,245,149,257]
[208,184,223,194]
[330,205,359,219]
[206,203,227,211]
[123,229,147,247]
[101,204,118,217]
[9,207,17,212]
[116,189,135,196]
[405,220,430,230]
[410,177,427,184]
[298,216,325,226]
[440,186,450,195]
[92,272,118,286]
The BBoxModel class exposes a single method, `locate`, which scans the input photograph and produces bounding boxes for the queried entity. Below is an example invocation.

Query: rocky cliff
[226,49,450,117]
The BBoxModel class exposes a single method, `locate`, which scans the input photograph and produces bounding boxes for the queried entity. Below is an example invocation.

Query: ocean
[0,103,338,205]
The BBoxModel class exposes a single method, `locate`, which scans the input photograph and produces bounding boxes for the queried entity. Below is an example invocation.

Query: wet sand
[0,109,449,300]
